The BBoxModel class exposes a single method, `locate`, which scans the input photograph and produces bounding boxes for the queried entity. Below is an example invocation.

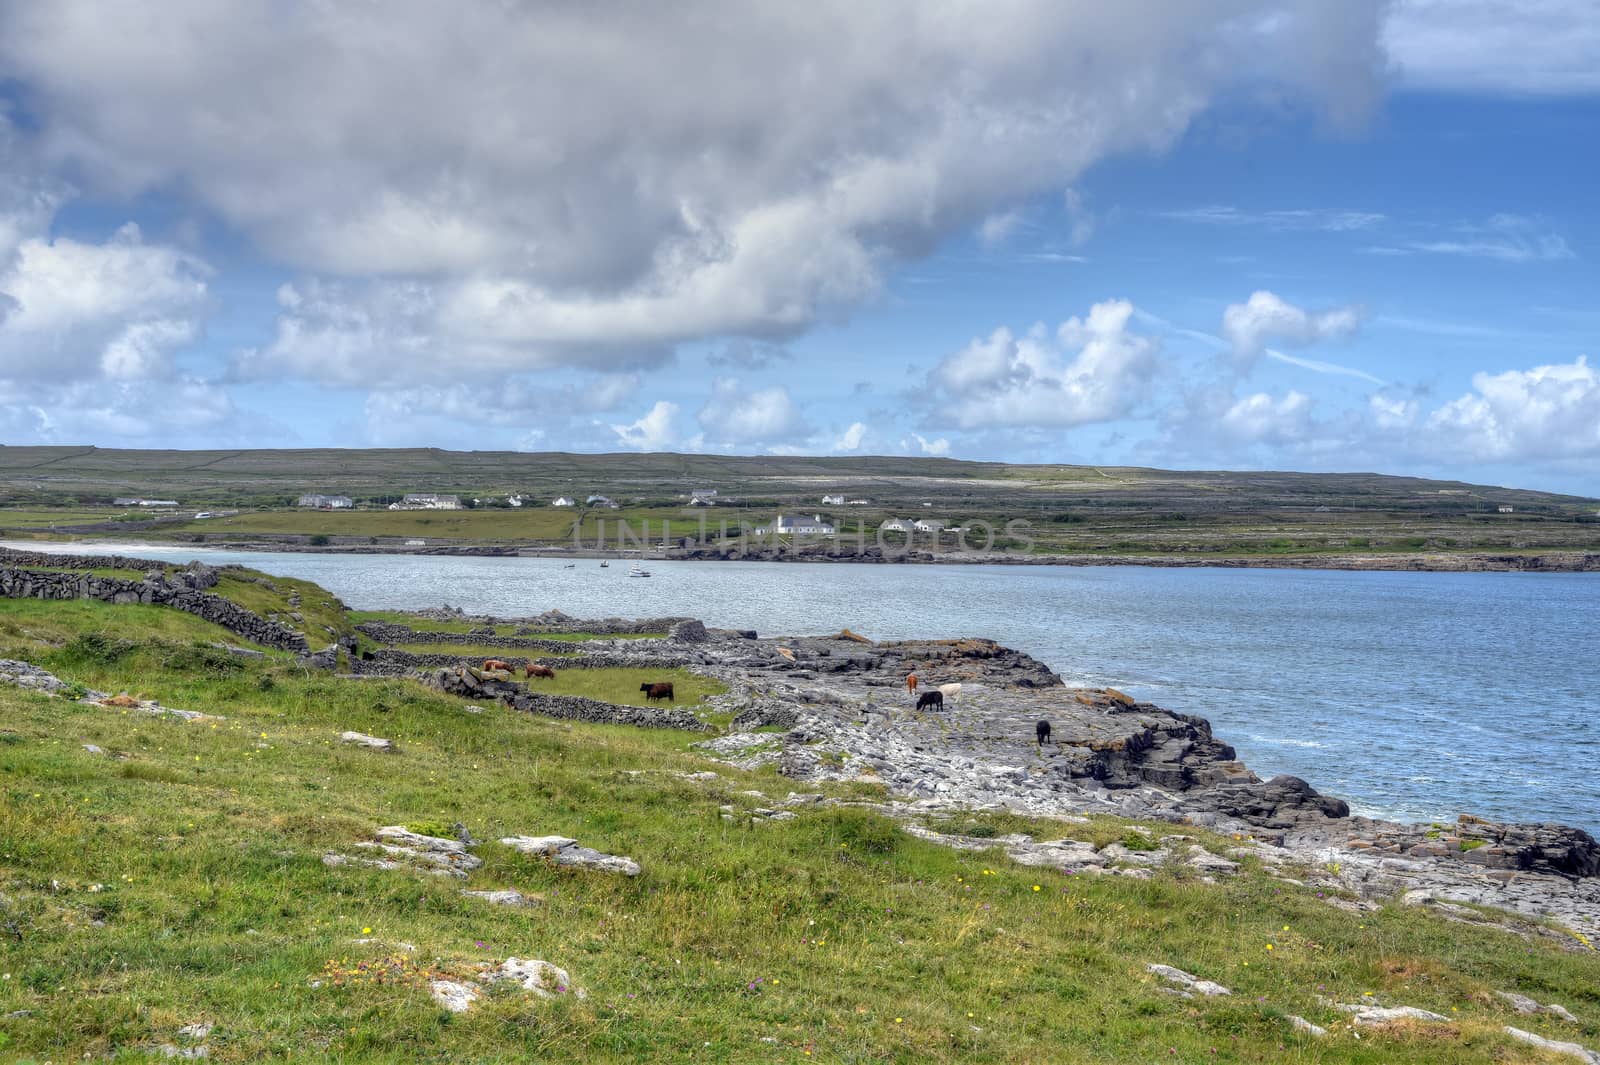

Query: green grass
[349,611,521,634]
[1,593,1598,1062]
[390,642,582,659]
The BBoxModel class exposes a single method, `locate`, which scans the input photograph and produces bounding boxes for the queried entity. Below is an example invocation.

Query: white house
[690,488,718,505]
[821,494,847,506]
[585,494,620,509]
[913,519,945,534]
[846,499,871,505]
[298,493,353,509]
[405,539,426,546]
[552,496,576,507]
[507,494,525,507]
[880,518,913,532]
[755,513,836,535]
[1497,505,1515,514]
[389,493,461,510]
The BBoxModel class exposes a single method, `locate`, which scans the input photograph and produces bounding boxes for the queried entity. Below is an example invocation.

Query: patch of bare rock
[430,958,585,1014]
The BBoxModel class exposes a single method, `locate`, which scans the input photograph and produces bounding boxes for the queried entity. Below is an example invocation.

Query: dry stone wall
[0,552,308,653]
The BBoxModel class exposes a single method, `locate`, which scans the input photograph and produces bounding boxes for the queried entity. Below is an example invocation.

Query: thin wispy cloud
[1016,251,1090,265]
[1158,206,1386,232]
[1363,214,1575,263]
[1265,348,1385,386]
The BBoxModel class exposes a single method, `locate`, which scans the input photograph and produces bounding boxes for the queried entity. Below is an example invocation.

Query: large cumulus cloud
[0,0,1389,384]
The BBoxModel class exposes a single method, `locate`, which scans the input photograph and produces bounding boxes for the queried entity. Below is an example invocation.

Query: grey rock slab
[1288,1016,1328,1037]
[430,979,481,1013]
[480,957,584,999]
[500,835,641,876]
[1503,1027,1600,1064]
[340,731,395,752]
[83,743,106,755]
[1334,1002,1449,1025]
[462,888,541,907]
[176,1023,213,1041]
[1497,991,1579,1023]
[1146,964,1230,997]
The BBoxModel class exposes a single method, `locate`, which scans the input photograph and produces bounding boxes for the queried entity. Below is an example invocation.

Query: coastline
[4,544,1598,943]
[9,534,1600,573]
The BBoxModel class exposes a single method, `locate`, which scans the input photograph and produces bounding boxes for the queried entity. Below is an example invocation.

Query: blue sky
[0,1,1597,495]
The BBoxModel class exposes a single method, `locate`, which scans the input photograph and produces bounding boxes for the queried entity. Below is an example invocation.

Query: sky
[0,1,1597,496]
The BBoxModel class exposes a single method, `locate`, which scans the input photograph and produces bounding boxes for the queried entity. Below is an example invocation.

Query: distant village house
[754,513,836,536]
[586,494,621,509]
[879,518,913,532]
[689,488,718,505]
[297,493,353,509]
[821,494,846,506]
[389,493,462,510]
[1497,505,1515,514]
[552,496,576,507]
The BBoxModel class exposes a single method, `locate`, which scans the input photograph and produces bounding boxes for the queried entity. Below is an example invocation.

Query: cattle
[1036,719,1052,747]
[640,681,675,703]
[915,690,943,712]
[938,682,962,702]
[525,663,556,680]
[906,671,918,694]
[482,659,513,673]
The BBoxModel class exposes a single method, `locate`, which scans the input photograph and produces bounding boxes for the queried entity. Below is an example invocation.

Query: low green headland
[0,563,1597,1062]
[3,445,1597,567]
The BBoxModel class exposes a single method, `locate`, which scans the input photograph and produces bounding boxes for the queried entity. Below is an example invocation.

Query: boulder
[670,619,709,643]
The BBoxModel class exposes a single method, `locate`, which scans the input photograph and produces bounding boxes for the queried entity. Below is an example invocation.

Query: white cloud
[0,222,210,381]
[928,299,1158,429]
[696,378,810,445]
[1221,290,1361,364]
[611,401,680,451]
[908,433,951,457]
[1218,389,1315,444]
[1425,355,1600,461]
[978,210,1024,249]
[1385,0,1600,94]
[833,421,868,452]
[0,1,1389,380]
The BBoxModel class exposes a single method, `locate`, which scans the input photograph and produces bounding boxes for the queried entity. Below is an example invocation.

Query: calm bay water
[14,542,1599,830]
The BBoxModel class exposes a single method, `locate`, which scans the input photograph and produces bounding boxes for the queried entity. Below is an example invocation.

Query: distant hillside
[2,445,1594,514]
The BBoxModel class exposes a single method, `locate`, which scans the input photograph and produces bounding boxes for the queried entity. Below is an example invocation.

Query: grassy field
[0,575,1598,1061]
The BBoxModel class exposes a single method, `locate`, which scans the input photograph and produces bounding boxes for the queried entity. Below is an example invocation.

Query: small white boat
[599,559,610,568]
[627,565,651,578]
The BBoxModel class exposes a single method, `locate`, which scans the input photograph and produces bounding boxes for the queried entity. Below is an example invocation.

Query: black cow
[640,682,675,703]
[915,690,943,712]
[1036,719,1052,747]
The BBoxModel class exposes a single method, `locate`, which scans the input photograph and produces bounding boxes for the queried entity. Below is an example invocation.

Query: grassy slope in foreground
[0,589,1598,1062]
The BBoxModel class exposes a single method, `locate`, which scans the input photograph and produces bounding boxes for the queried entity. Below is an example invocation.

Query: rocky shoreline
[359,612,1600,942]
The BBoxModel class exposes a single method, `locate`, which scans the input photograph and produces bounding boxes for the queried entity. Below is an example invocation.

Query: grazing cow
[525,663,556,680]
[640,681,675,703]
[915,690,943,712]
[1036,719,1052,747]
[938,682,962,702]
[906,671,918,694]
[482,659,513,673]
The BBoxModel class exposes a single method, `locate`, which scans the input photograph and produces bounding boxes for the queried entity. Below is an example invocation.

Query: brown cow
[639,682,675,703]
[525,663,556,680]
[483,659,513,673]
[906,671,918,694]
